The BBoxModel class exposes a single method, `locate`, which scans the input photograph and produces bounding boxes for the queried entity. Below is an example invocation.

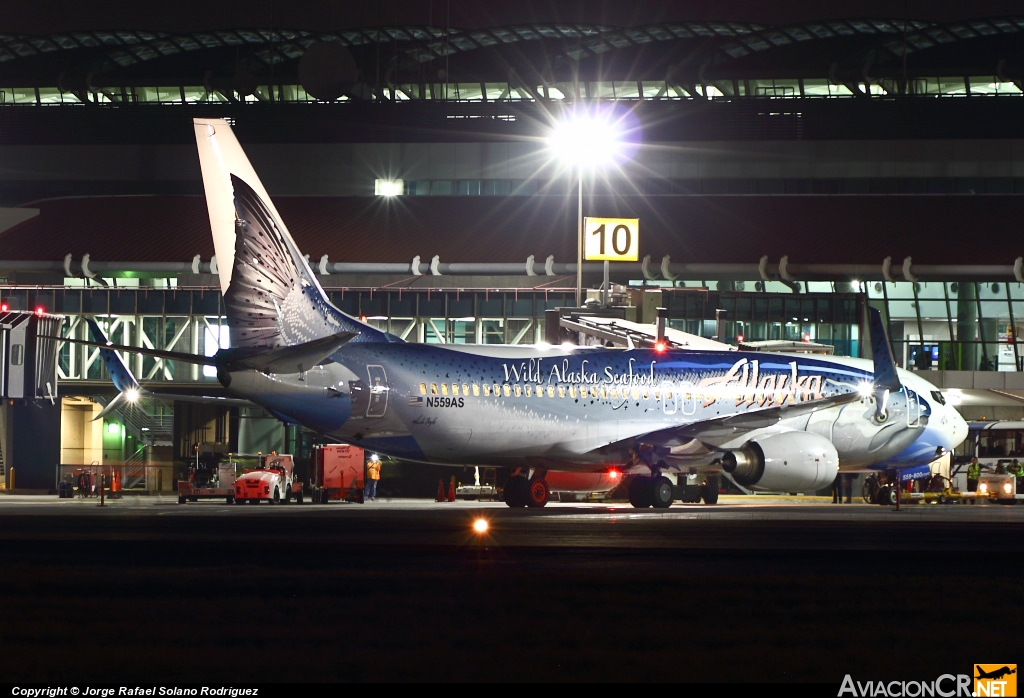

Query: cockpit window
[932,390,946,406]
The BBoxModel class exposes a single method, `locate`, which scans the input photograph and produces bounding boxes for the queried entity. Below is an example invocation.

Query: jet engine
[721,431,839,493]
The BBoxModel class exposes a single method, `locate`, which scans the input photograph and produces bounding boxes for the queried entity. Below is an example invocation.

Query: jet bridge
[549,307,836,355]
[0,310,64,401]
[549,307,735,351]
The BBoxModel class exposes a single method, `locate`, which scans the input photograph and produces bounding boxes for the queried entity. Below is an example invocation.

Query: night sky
[6,0,1024,34]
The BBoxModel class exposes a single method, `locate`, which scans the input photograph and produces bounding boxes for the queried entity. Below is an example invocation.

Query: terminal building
[1,8,1024,489]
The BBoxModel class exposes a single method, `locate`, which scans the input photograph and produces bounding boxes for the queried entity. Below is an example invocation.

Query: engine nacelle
[720,431,839,493]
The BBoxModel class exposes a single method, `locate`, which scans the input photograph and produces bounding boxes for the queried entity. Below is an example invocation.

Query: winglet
[868,307,902,418]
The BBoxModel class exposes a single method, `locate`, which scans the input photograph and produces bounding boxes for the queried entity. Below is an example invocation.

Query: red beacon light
[34,306,45,316]
[736,333,744,343]
[654,339,668,353]
[803,333,811,342]
[0,302,8,312]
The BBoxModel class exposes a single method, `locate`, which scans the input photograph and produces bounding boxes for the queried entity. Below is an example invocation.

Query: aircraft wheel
[503,475,529,508]
[702,476,720,505]
[628,476,654,508]
[526,478,550,508]
[651,476,673,509]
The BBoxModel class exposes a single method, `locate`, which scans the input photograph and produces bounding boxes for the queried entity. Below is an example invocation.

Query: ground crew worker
[364,454,381,501]
[967,457,981,493]
[1009,459,1024,490]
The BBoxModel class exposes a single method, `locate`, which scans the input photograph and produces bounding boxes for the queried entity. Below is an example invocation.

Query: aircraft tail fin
[87,319,142,395]
[193,118,396,351]
[868,307,902,418]
[86,319,143,422]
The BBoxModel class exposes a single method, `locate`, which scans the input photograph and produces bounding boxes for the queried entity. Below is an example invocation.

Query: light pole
[547,108,629,308]
[575,164,583,307]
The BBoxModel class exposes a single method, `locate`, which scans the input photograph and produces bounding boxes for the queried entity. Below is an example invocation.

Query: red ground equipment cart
[309,444,365,503]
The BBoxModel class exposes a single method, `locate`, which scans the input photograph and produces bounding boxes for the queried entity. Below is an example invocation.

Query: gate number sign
[583,217,639,262]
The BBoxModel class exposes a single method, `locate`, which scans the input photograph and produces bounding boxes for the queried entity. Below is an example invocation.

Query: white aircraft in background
[65,118,969,508]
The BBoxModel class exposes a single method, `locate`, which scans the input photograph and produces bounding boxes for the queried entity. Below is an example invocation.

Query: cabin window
[569,386,577,398]
[525,384,532,396]
[514,385,522,397]
[430,383,438,395]
[557,386,565,398]
[419,383,427,395]
[473,384,480,396]
[463,383,470,395]
[503,384,511,397]
[631,387,640,400]
[547,385,555,398]
[483,384,491,396]
[452,384,460,395]
[441,383,449,395]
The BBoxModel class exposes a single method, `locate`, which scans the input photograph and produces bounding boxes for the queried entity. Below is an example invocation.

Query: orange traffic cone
[437,479,446,502]
[448,478,456,502]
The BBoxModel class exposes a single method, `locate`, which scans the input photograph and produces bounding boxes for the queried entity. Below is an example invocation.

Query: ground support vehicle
[177,452,238,504]
[309,444,364,503]
[456,467,498,501]
[674,473,720,504]
[234,453,303,504]
[977,472,1024,504]
[899,475,968,504]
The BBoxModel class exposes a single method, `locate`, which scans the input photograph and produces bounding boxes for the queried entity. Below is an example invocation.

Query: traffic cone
[448,478,456,502]
[437,479,446,502]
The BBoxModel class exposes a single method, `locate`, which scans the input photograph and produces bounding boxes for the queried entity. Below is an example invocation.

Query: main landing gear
[627,470,720,508]
[503,468,550,508]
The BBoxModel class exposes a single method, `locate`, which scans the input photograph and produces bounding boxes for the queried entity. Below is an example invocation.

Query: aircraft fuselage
[223,344,935,472]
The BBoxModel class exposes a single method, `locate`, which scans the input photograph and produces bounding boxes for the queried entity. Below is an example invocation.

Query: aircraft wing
[644,390,866,446]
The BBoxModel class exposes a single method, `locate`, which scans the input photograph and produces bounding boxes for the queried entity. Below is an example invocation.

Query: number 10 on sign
[584,217,639,262]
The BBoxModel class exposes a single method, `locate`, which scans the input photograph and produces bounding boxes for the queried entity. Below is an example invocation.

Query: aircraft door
[366,364,388,418]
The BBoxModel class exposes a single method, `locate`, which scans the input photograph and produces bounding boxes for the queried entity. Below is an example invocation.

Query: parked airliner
[67,118,970,508]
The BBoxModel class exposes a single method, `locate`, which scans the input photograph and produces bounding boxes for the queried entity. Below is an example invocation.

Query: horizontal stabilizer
[42,336,219,366]
[219,332,357,373]
[43,331,357,374]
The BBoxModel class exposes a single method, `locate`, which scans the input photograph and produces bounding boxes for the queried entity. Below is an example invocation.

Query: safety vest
[968,461,981,479]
